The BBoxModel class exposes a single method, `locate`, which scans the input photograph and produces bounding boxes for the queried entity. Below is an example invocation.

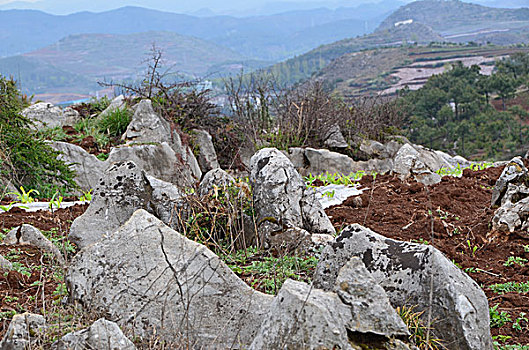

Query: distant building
[394,19,414,27]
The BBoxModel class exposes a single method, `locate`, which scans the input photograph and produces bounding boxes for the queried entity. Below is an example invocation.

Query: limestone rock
[491,157,528,207]
[107,142,197,186]
[250,278,410,350]
[304,148,359,175]
[313,224,493,350]
[0,313,46,350]
[192,129,219,173]
[323,125,348,150]
[3,224,65,264]
[54,318,136,350]
[0,254,12,270]
[492,183,529,233]
[360,139,391,159]
[145,174,185,229]
[69,161,153,249]
[67,209,272,348]
[123,99,171,144]
[50,141,106,191]
[250,148,335,245]
[197,168,235,197]
[22,102,80,129]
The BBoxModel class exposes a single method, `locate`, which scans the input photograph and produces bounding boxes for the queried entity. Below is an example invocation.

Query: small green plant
[79,189,93,202]
[523,245,529,253]
[396,305,443,349]
[466,240,478,257]
[504,256,528,267]
[489,281,529,294]
[464,267,477,274]
[10,262,32,277]
[8,186,39,204]
[3,295,18,303]
[97,108,132,137]
[0,202,14,212]
[490,304,512,328]
[513,312,528,332]
[323,190,336,198]
[49,191,63,210]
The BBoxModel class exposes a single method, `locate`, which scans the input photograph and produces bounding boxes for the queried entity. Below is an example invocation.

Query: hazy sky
[0,0,412,16]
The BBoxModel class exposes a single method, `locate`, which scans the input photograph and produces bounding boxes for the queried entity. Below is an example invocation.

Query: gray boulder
[313,224,493,350]
[50,141,106,191]
[54,318,135,350]
[145,174,185,228]
[123,99,172,144]
[323,125,348,150]
[360,139,392,159]
[393,144,442,186]
[192,129,219,173]
[250,148,335,244]
[491,157,528,207]
[0,313,46,350]
[69,161,153,249]
[197,168,235,197]
[0,254,12,270]
[108,142,197,186]
[67,209,272,348]
[250,276,410,350]
[22,102,80,129]
[492,183,529,233]
[3,224,65,264]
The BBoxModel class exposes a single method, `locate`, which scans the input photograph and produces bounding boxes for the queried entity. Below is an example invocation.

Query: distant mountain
[377,0,529,35]
[0,5,384,61]
[267,22,443,86]
[0,31,264,94]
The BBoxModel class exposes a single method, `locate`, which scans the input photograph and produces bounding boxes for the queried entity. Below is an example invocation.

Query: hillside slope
[0,31,254,94]
[377,0,529,35]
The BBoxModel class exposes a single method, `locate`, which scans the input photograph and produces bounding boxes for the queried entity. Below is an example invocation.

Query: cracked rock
[0,313,47,350]
[313,224,493,350]
[67,209,272,348]
[192,129,219,173]
[491,157,528,207]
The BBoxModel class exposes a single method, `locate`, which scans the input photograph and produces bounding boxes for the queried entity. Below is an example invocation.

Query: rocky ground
[1,163,528,347]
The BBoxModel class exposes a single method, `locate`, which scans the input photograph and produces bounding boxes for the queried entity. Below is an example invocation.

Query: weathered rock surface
[22,102,80,129]
[3,224,65,264]
[491,157,528,207]
[107,142,197,186]
[0,254,12,270]
[54,318,136,350]
[250,277,410,350]
[50,141,106,191]
[192,129,219,173]
[0,313,46,350]
[68,209,272,348]
[313,224,493,350]
[197,168,235,197]
[492,183,529,233]
[250,148,335,244]
[69,161,153,249]
[123,99,172,144]
[323,125,348,150]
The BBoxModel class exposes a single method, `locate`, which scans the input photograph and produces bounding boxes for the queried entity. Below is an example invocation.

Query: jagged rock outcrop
[123,99,172,144]
[69,161,184,249]
[53,318,136,350]
[250,148,335,247]
[50,141,106,191]
[3,224,65,264]
[490,157,529,233]
[313,224,493,350]
[0,313,47,350]
[250,263,410,350]
[22,102,80,129]
[192,129,219,173]
[67,209,272,348]
[323,125,348,150]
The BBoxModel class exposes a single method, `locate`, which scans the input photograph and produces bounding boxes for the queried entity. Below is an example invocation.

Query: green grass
[305,170,371,187]
[436,162,493,177]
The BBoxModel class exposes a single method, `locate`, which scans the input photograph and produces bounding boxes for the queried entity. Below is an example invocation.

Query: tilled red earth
[0,204,87,339]
[326,166,529,345]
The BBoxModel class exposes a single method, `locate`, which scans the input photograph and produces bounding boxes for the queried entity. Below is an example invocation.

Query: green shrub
[0,75,77,195]
[97,108,131,137]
